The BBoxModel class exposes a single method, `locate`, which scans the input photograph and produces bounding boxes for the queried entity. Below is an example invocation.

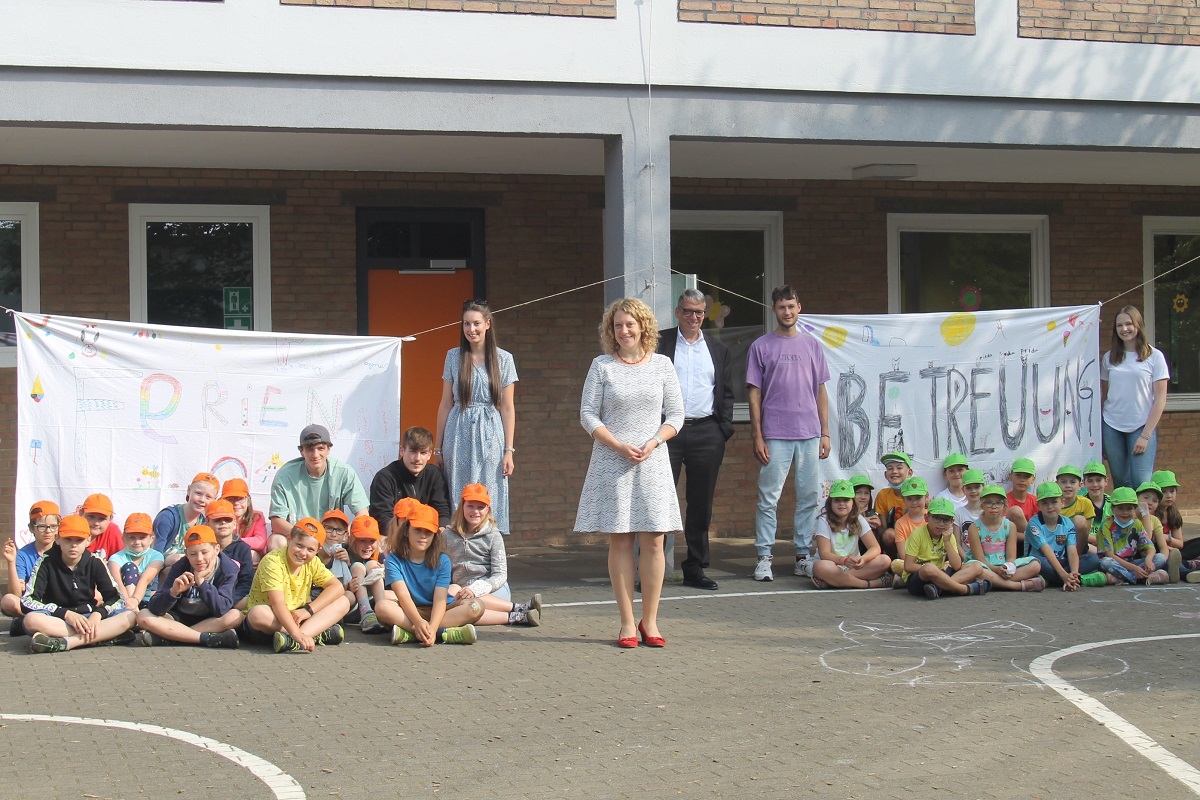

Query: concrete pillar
[602,129,672,327]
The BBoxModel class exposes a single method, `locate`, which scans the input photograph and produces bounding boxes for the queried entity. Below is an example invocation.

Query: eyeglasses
[33,524,59,533]
[678,309,705,318]
[930,516,955,524]
[981,499,1007,507]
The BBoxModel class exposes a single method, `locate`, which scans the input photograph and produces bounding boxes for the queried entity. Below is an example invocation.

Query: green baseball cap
[1056,465,1083,480]
[880,452,913,469]
[1110,486,1138,506]
[1012,457,1036,476]
[1035,481,1063,502]
[962,468,985,487]
[1135,481,1163,497]
[1083,460,1107,477]
[980,484,1007,501]
[928,497,956,518]
[828,479,855,500]
[1151,469,1179,489]
[900,477,929,497]
[942,453,969,469]
[849,474,873,490]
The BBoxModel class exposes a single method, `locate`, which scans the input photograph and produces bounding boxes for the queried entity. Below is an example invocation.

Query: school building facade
[2,0,1200,543]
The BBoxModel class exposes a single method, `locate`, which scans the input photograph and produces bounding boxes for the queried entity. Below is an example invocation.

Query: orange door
[366,269,476,438]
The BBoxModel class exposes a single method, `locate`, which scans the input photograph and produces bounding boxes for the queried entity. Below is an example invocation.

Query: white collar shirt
[674,328,716,419]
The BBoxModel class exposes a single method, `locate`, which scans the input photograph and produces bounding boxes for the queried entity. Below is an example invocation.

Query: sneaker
[29,632,68,654]
[1146,569,1169,586]
[966,580,991,596]
[1106,573,1122,585]
[754,555,774,582]
[1187,570,1200,584]
[440,624,477,644]
[360,612,384,634]
[793,557,813,578]
[923,584,941,599]
[316,624,345,646]
[110,630,138,647]
[528,593,543,615]
[1021,576,1046,592]
[874,573,894,589]
[810,575,828,590]
[1080,571,1107,587]
[391,625,416,645]
[272,631,303,653]
[135,629,167,647]
[1168,549,1182,583]
[511,607,540,627]
[8,617,27,638]
[205,629,239,649]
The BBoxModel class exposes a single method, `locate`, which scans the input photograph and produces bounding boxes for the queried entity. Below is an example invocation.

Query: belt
[683,415,716,425]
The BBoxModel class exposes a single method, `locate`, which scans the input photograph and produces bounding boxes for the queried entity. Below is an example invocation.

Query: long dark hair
[386,517,443,570]
[1109,305,1151,365]
[458,301,501,409]
[1157,502,1183,537]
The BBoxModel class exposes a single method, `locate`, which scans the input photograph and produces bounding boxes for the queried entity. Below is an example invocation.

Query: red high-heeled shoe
[617,633,638,649]
[638,621,665,648]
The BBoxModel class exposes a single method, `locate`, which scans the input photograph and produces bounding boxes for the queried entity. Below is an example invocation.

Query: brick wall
[279,0,616,19]
[3,166,1200,546]
[1018,0,1200,44]
[678,0,975,34]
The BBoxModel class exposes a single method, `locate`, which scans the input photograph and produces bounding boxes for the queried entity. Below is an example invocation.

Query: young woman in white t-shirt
[1100,306,1169,490]
[810,480,894,589]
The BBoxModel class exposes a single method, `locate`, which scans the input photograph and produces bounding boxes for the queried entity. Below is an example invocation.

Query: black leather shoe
[682,574,719,590]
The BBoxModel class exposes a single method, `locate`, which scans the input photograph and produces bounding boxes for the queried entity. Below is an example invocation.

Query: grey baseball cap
[299,424,331,445]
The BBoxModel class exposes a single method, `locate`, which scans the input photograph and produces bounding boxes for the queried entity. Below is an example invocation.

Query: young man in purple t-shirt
[746,285,831,581]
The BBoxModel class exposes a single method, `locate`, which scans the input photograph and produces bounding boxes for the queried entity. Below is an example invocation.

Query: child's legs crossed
[299,595,352,635]
[441,597,484,628]
[1,594,24,617]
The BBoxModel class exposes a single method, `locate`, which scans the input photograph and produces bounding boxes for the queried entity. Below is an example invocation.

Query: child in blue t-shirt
[107,513,166,610]
[1025,482,1102,591]
[2,501,63,637]
[376,501,482,646]
[1097,486,1169,585]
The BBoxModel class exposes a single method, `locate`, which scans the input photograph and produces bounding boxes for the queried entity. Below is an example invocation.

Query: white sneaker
[793,557,813,578]
[754,555,774,582]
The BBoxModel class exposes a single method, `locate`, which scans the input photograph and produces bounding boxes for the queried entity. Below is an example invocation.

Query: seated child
[935,453,970,511]
[1153,470,1199,581]
[376,502,483,646]
[444,484,542,625]
[1056,465,1096,557]
[314,510,356,622]
[810,479,893,589]
[222,478,268,559]
[1097,487,1168,586]
[1027,482,1102,591]
[1083,461,1110,547]
[107,513,165,610]
[967,485,1044,591]
[79,493,124,562]
[850,475,881,539]
[902,497,990,599]
[954,469,985,553]
[369,426,453,535]
[2,500,62,637]
[242,517,351,653]
[890,476,929,575]
[205,500,255,608]
[874,452,912,557]
[135,525,241,648]
[1136,481,1181,582]
[20,515,137,653]
[1006,458,1038,537]
[346,515,389,633]
[154,472,220,566]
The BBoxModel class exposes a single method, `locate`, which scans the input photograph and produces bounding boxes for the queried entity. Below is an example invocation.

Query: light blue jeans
[1100,552,1167,584]
[755,438,820,558]
[1102,421,1157,491]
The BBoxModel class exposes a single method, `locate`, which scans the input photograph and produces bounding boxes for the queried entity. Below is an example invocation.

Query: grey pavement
[2,536,1199,799]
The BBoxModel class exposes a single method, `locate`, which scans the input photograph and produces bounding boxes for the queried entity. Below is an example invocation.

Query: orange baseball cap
[184,525,218,548]
[221,478,249,499]
[191,472,220,490]
[461,483,491,506]
[123,512,153,534]
[29,500,60,520]
[293,517,327,545]
[205,499,236,521]
[393,497,420,522]
[58,515,90,539]
[80,493,114,517]
[322,509,350,526]
[350,516,381,540]
[410,504,440,533]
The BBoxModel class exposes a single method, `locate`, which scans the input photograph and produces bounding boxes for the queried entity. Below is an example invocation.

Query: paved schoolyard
[2,537,1199,800]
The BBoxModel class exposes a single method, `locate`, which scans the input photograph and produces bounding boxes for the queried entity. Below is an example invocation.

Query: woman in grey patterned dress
[575,298,683,648]
[435,301,518,533]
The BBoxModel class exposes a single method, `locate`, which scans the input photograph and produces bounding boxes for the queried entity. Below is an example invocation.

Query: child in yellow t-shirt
[1135,481,1181,582]
[1056,465,1096,557]
[902,498,989,599]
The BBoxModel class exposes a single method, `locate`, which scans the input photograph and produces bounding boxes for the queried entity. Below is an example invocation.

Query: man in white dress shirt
[657,289,736,590]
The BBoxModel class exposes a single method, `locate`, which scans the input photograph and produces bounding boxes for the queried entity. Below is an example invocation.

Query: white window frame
[886,214,1051,314]
[671,210,785,423]
[129,204,272,331]
[1143,216,1200,412]
[0,202,40,368]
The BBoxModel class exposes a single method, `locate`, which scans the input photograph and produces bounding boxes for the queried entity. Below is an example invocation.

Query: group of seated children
[812,450,1196,598]
[3,437,542,654]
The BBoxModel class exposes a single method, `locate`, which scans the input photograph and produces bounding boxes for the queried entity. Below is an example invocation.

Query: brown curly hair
[598,298,660,357]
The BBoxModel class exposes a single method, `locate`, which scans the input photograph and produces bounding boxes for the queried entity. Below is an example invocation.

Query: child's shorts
[162,610,212,629]
[906,567,954,597]
[238,615,274,646]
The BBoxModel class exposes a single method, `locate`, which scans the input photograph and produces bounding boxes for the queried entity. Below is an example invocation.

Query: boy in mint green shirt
[267,424,369,551]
